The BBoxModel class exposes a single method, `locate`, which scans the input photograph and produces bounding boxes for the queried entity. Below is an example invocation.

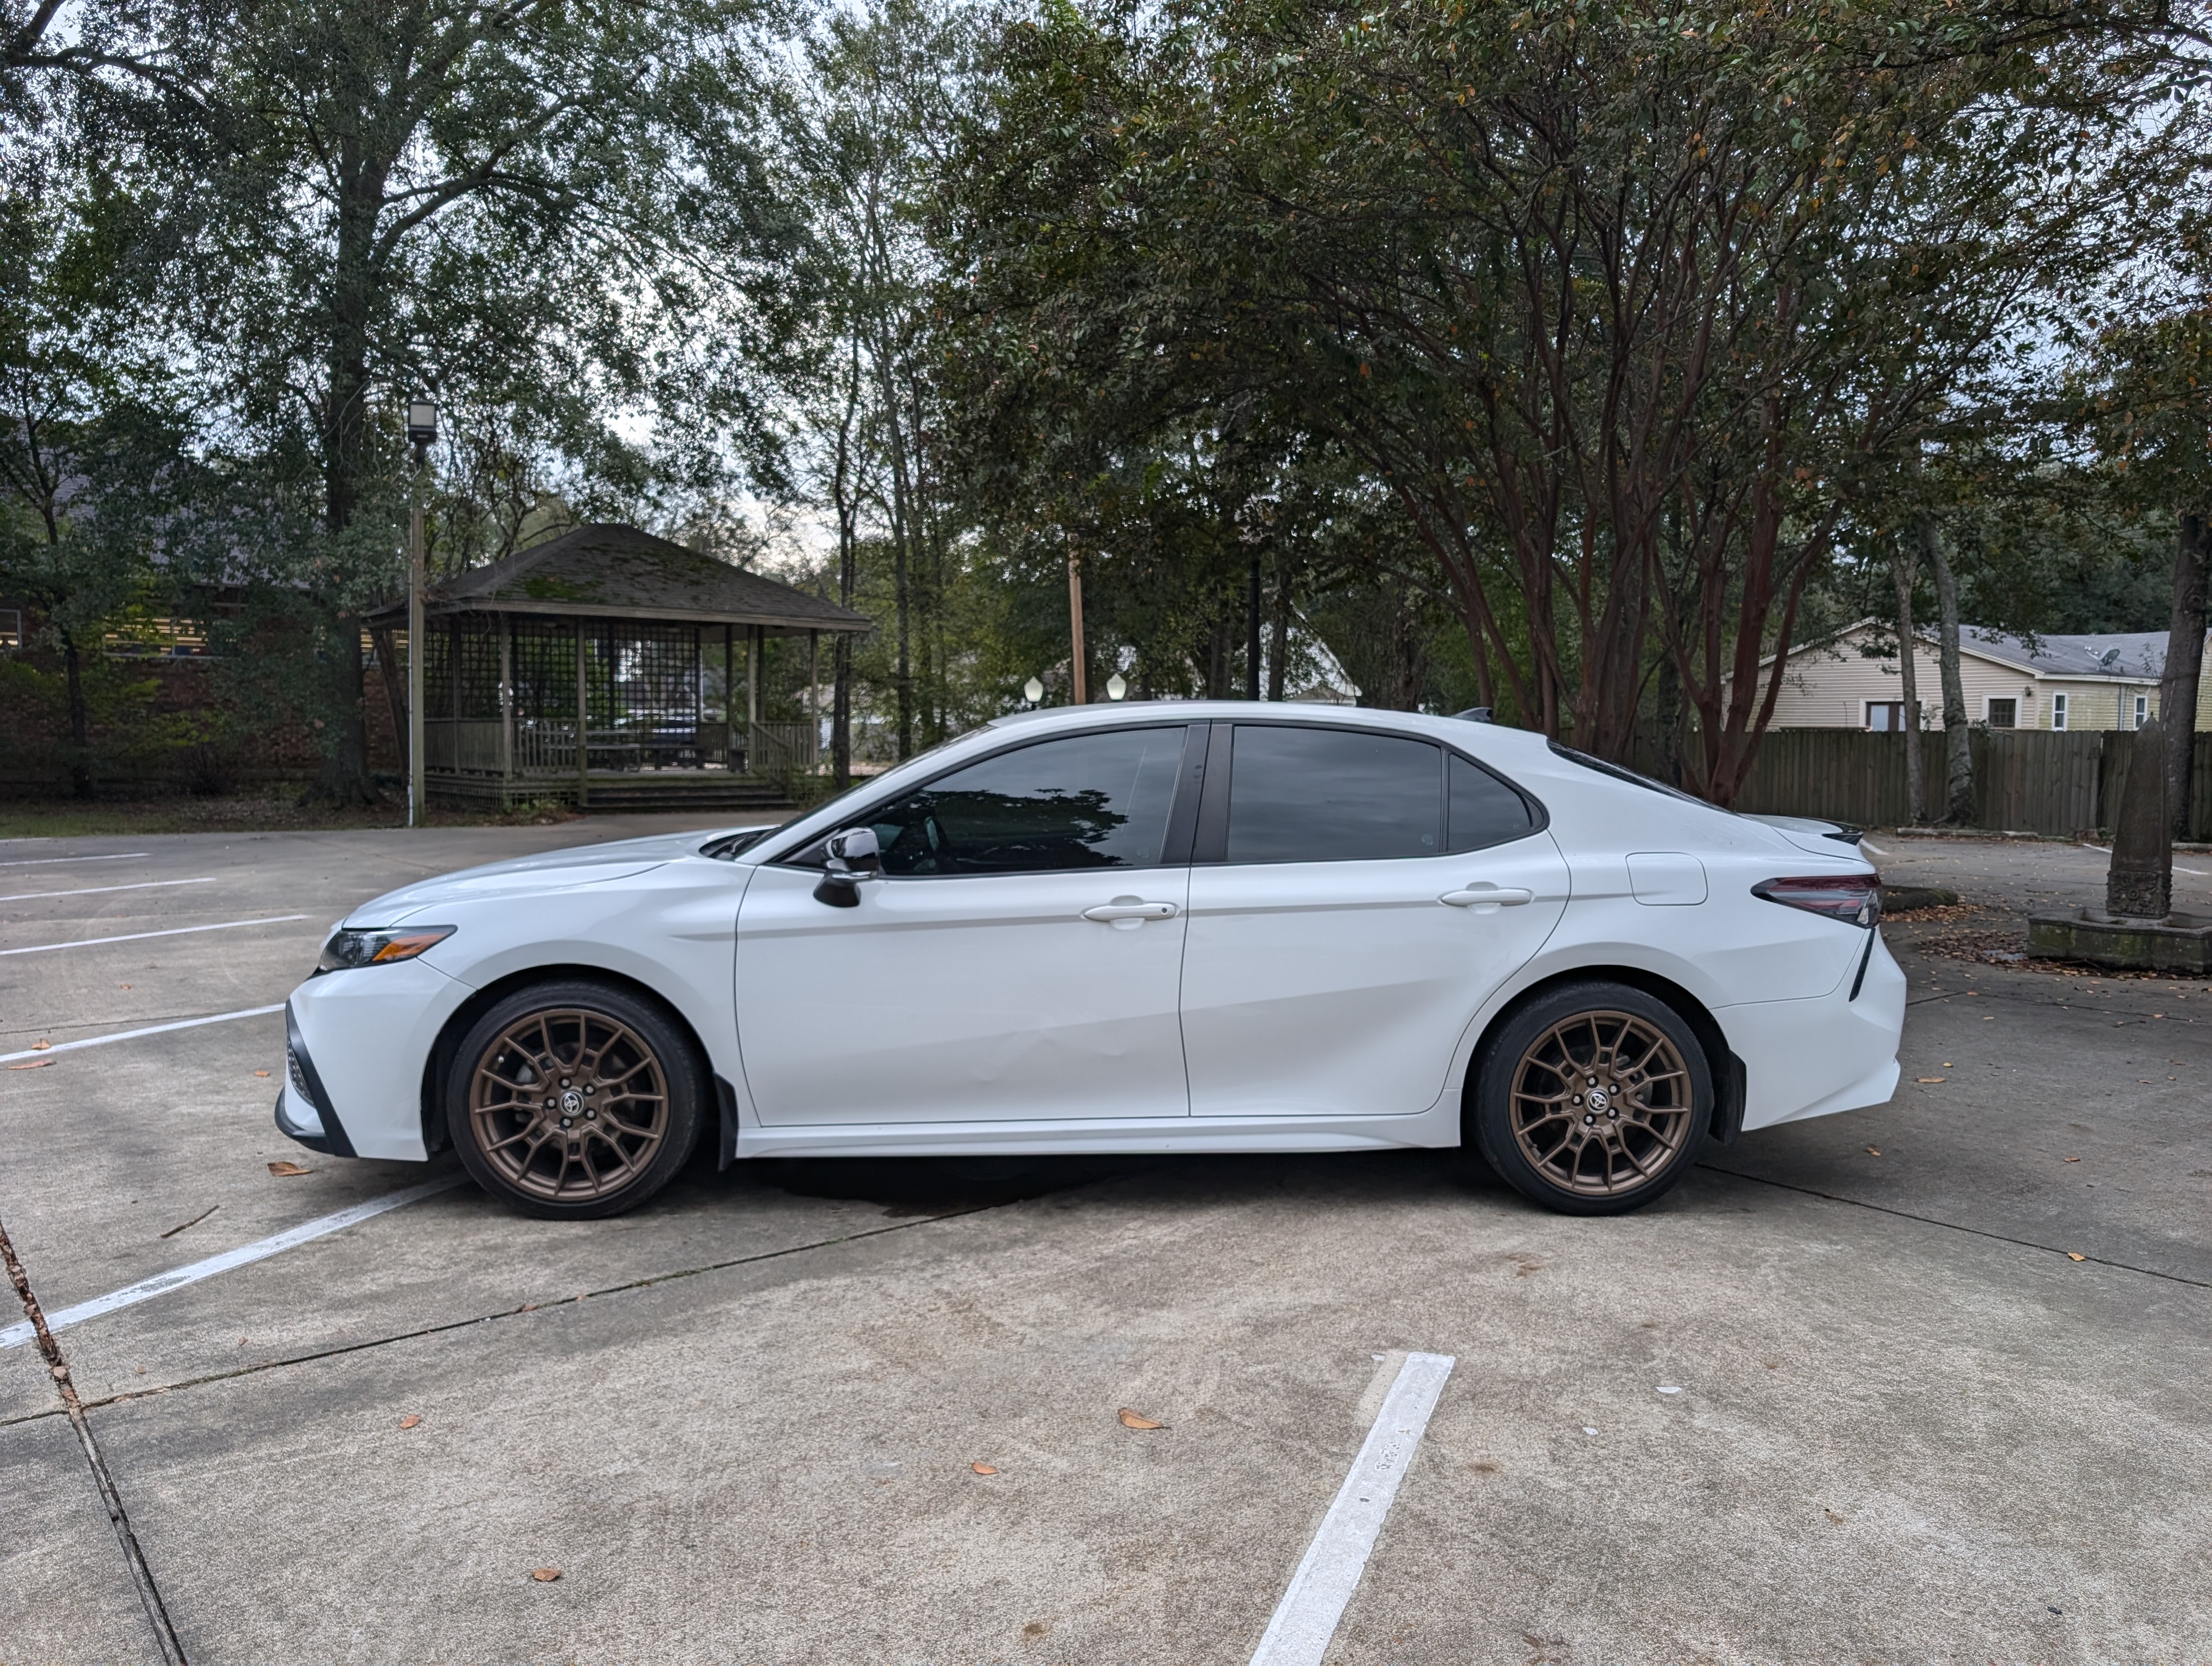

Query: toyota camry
[276,703,1902,1219]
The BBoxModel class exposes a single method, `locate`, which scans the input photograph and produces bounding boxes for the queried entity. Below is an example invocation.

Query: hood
[1740,813,1869,864]
[344,831,713,925]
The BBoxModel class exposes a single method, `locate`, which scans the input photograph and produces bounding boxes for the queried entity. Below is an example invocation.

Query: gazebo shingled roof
[368,522,870,636]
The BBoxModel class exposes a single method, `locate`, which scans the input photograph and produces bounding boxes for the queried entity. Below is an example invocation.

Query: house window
[2135,693,2149,729]
[1986,698,2017,729]
[1866,701,1907,732]
[2051,693,2067,731]
[0,610,20,651]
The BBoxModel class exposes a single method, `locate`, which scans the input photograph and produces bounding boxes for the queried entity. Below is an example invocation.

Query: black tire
[446,979,705,1219]
[1469,981,1712,1216]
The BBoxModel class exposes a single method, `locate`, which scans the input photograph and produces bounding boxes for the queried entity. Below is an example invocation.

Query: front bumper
[279,957,469,1161]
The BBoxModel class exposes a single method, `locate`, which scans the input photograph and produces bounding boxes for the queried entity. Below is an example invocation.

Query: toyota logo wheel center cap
[560,1088,584,1114]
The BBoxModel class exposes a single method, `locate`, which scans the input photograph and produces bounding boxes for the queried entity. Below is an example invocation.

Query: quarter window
[1225,726,1443,864]
[1448,754,1535,851]
[866,727,1186,875]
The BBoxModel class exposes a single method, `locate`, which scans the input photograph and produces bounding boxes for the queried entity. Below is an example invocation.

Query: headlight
[316,925,455,972]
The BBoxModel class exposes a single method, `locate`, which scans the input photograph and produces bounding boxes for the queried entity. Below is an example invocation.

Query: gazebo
[369,523,871,810]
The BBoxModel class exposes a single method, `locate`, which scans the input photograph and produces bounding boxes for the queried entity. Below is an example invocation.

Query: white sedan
[276,703,1902,1218]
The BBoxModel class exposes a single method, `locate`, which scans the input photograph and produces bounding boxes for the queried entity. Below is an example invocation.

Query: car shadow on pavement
[743,1144,1539,1218]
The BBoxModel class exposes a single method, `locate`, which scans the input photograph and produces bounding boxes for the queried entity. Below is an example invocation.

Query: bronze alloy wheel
[1507,1009,1695,1199]
[467,1008,670,1204]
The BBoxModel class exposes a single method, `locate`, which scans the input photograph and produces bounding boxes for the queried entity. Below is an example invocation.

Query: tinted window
[1447,754,1534,851]
[869,727,1185,875]
[1225,727,1442,863]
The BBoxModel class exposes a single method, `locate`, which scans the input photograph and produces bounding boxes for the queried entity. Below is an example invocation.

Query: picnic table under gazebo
[368,522,871,811]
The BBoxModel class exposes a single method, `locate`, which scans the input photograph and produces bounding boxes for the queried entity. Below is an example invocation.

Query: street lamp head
[1106,672,1128,701]
[1024,676,1045,706]
[405,398,439,450]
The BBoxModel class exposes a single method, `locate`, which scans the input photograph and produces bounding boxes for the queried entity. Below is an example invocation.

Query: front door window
[866,726,1185,874]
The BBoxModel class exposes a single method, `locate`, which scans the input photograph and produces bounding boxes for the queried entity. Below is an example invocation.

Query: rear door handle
[1441,886,1533,909]
[1082,901,1179,922]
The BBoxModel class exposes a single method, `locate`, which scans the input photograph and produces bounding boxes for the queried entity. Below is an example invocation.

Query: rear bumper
[1718,930,1905,1132]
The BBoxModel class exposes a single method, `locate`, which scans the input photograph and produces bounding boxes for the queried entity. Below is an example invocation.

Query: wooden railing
[439,718,819,781]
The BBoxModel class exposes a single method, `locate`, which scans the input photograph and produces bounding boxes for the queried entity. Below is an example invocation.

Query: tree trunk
[2162,512,2208,842]
[1922,515,1973,825]
[1246,549,1262,700]
[61,628,91,799]
[1889,540,1926,823]
[305,144,384,808]
[1266,550,1291,703]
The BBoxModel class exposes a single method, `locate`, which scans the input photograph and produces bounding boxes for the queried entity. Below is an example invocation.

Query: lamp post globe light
[1024,676,1045,707]
[406,397,437,830]
[1106,672,1127,701]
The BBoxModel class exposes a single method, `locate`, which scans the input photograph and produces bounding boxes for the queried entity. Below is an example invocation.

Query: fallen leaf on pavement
[970,1461,997,1475]
[254,1069,271,1078]
[1914,1077,1946,1084]
[1117,1408,1164,1430]
[267,1161,311,1176]
[2065,1156,2080,1163]
[530,1567,561,1583]
[9,1060,52,1070]
[2066,1252,2087,1262]
[29,1039,49,1050]
[1865,1146,1881,1156]
[398,1414,422,1430]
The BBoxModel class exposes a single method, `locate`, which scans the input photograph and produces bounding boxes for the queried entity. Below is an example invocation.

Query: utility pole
[404,399,438,828]
[1067,547,1088,704]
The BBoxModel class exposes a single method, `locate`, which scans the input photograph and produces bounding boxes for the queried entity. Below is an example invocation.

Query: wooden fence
[1721,728,2212,839]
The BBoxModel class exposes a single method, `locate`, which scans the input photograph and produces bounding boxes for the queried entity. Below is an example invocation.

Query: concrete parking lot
[2,822,2208,1664]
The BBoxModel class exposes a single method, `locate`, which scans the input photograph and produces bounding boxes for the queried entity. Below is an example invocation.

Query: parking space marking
[1248,1350,1456,1666]
[0,852,150,867]
[0,1003,286,1065]
[0,877,220,904]
[0,913,309,956]
[0,1176,468,1350]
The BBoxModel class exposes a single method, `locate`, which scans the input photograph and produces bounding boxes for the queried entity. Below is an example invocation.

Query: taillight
[1752,874,1880,927]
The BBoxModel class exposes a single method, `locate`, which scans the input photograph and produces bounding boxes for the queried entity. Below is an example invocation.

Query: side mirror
[812,826,882,908]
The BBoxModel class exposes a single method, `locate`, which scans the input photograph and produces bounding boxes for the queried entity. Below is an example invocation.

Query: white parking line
[0,1004,286,1065]
[0,915,309,957]
[0,1177,470,1350]
[0,852,151,867]
[1248,1351,1456,1666]
[0,877,220,904]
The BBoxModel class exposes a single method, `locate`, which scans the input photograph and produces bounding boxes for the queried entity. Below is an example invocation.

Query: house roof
[1953,627,2168,682]
[1757,617,2178,685]
[366,523,872,635]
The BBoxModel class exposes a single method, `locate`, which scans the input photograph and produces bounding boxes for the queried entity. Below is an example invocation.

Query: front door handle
[1082,901,1179,922]
[1441,886,1534,909]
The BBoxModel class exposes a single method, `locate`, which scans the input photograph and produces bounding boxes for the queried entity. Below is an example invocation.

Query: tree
[18,0,807,801]
[944,0,2182,802]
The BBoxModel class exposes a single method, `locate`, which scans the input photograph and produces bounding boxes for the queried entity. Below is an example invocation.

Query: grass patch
[0,785,580,840]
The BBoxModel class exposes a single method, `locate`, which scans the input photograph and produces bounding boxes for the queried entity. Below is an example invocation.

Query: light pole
[405,398,438,828]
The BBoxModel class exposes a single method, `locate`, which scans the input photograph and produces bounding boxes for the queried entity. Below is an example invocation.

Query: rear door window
[1224,726,1443,863]
[868,727,1186,874]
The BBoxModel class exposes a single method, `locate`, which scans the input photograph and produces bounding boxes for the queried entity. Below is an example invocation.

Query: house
[1752,619,2210,732]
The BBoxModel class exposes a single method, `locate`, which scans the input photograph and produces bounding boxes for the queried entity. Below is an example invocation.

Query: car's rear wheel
[447,980,704,1219]
[1470,982,1711,1216]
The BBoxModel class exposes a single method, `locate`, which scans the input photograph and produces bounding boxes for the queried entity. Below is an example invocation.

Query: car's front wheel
[1470,981,1711,1215]
[446,979,704,1219]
